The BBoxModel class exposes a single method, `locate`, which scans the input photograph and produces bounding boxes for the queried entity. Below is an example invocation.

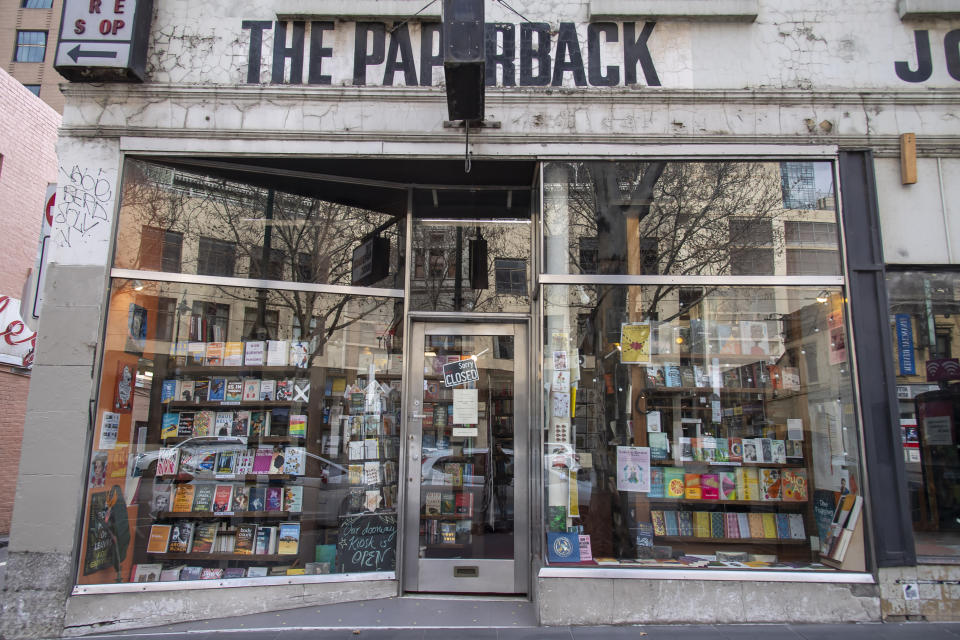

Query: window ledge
[589,0,758,22]
[898,0,960,19]
[277,0,440,20]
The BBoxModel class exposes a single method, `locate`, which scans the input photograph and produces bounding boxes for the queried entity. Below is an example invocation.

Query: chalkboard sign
[336,512,397,573]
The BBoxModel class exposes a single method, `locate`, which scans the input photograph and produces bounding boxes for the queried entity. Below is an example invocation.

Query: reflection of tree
[120,160,402,361]
[556,161,784,321]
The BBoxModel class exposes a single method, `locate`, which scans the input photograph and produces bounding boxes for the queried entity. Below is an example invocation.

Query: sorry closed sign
[443,358,479,388]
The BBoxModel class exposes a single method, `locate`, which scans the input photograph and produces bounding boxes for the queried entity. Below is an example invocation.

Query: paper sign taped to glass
[620,322,651,364]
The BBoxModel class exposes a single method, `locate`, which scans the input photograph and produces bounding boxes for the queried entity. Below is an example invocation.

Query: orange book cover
[146,524,171,554]
[684,473,702,500]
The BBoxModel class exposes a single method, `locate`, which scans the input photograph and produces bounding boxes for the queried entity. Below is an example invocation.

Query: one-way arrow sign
[67,44,118,62]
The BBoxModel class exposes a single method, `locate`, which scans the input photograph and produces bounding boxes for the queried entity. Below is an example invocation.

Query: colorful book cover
[191,521,218,552]
[278,522,300,555]
[723,513,740,538]
[425,491,442,515]
[710,512,724,538]
[759,468,782,501]
[200,568,224,580]
[156,448,180,476]
[283,486,303,513]
[259,379,276,401]
[747,513,765,538]
[270,449,286,474]
[546,532,580,563]
[208,377,226,402]
[146,524,171,553]
[191,484,215,511]
[665,467,685,498]
[665,365,682,387]
[289,341,310,368]
[714,438,729,462]
[455,491,474,516]
[187,342,206,365]
[283,447,306,475]
[719,471,736,500]
[761,513,778,539]
[179,566,202,580]
[235,524,257,555]
[728,437,743,463]
[244,341,265,366]
[161,380,177,403]
[193,379,210,403]
[651,510,666,536]
[211,485,234,514]
[252,448,273,474]
[649,467,665,498]
[775,513,791,539]
[701,474,720,500]
[177,412,195,437]
[289,414,307,437]
[168,521,194,553]
[224,379,244,403]
[266,486,283,511]
[782,469,808,501]
[254,527,272,555]
[276,379,294,401]
[649,432,670,460]
[223,342,243,366]
[231,484,249,511]
[692,511,710,538]
[204,342,224,366]
[232,410,250,437]
[266,340,289,366]
[215,450,237,475]
[194,410,215,437]
[677,510,694,536]
[664,510,679,536]
[242,378,261,402]
[234,453,253,476]
[161,414,179,440]
[743,468,760,501]
[248,487,266,511]
[684,473,702,500]
[214,411,233,436]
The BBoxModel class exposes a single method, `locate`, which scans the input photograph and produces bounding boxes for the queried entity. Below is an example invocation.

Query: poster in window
[126,303,147,354]
[620,322,651,365]
[616,446,651,492]
[114,361,136,413]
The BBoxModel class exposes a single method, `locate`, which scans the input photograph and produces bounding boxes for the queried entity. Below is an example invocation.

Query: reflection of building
[7,1,960,636]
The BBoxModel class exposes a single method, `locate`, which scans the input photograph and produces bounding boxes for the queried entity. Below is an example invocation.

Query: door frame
[401,320,530,594]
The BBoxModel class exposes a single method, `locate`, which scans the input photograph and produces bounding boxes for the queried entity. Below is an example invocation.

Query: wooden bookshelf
[645,498,808,507]
[653,536,806,545]
[148,552,292,561]
[156,510,293,519]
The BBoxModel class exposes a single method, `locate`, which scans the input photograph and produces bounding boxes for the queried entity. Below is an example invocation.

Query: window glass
[21,0,53,8]
[23,84,40,96]
[542,161,840,277]
[542,284,864,571]
[114,159,404,289]
[77,279,403,586]
[409,219,531,312]
[14,30,46,62]
[887,270,960,559]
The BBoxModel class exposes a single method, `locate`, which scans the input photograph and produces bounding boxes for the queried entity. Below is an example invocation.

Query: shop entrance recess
[402,322,529,594]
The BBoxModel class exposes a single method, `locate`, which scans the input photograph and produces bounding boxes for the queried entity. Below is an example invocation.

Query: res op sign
[54,0,153,82]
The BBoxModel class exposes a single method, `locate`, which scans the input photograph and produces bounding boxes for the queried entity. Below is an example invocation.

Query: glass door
[403,322,528,594]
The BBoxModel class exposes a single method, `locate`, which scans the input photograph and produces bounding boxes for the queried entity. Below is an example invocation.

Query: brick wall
[0,66,60,535]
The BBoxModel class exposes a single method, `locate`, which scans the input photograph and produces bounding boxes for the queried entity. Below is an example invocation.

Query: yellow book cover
[742,468,760,501]
[146,524,171,554]
[761,513,778,538]
[665,467,686,498]
[748,513,765,538]
[692,511,710,538]
[172,484,196,512]
[684,473,702,500]
[223,342,243,366]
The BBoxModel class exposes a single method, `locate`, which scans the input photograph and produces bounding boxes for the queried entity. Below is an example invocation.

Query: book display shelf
[542,286,865,572]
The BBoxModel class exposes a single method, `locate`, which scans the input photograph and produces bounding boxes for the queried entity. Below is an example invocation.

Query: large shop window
[78,159,404,587]
[887,269,960,560]
[540,161,866,572]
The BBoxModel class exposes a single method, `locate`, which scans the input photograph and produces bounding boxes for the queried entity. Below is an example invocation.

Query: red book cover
[212,485,233,513]
[701,473,720,500]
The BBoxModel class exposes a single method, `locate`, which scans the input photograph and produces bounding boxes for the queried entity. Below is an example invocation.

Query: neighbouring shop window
[542,285,863,570]
[887,269,960,559]
[77,158,405,587]
[14,30,46,62]
[543,161,839,277]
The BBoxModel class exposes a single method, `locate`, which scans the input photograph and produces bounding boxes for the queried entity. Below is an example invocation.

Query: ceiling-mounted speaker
[443,0,485,122]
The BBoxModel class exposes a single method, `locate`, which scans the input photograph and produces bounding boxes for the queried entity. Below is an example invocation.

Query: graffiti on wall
[54,165,114,249]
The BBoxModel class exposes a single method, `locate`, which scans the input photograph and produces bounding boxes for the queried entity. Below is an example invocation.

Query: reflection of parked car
[301,451,353,527]
[134,436,248,478]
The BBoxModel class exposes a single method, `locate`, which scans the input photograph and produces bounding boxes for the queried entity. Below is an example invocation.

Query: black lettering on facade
[242,20,272,84]
[485,23,516,86]
[520,22,551,86]
[552,22,587,86]
[588,22,619,87]
[420,22,443,86]
[353,22,386,85]
[272,21,305,84]
[383,23,418,86]
[623,21,660,86]
[896,30,933,83]
[308,21,334,85]
[945,29,960,81]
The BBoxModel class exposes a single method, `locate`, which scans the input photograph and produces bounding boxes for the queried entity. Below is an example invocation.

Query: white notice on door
[453,388,479,425]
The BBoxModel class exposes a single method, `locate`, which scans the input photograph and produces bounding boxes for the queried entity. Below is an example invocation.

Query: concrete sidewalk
[83,622,960,640]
